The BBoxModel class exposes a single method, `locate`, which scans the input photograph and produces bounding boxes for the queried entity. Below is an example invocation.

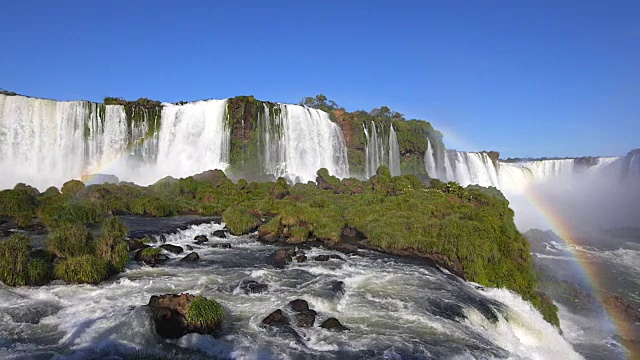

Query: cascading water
[440,150,501,188]
[0,94,132,189]
[388,126,401,176]
[424,138,438,179]
[258,104,349,183]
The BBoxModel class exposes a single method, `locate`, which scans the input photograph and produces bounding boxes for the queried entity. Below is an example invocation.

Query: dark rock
[296,254,307,263]
[159,234,166,243]
[331,281,345,297]
[194,235,209,245]
[341,227,358,238]
[258,233,279,243]
[320,317,349,331]
[186,245,194,251]
[160,244,184,254]
[604,294,640,323]
[127,239,150,252]
[239,280,268,294]
[314,254,344,262]
[295,310,316,328]
[288,299,310,312]
[180,252,199,262]
[148,293,222,339]
[212,230,227,238]
[134,248,169,265]
[331,244,362,256]
[211,243,232,249]
[271,248,296,269]
[261,309,289,326]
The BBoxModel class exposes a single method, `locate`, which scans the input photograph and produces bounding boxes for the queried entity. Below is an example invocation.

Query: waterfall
[388,126,401,176]
[424,138,438,179]
[0,94,131,189]
[440,150,500,188]
[259,104,348,183]
[364,122,385,178]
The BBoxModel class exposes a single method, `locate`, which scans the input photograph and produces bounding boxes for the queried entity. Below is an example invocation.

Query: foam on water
[0,222,584,359]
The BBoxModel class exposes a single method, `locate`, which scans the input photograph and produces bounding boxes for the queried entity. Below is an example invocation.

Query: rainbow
[525,187,636,359]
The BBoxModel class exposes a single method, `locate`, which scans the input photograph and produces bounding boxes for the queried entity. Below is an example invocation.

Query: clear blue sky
[1,1,638,158]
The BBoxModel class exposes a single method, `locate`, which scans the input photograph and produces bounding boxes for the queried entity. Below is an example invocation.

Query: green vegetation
[96,216,129,273]
[222,205,260,235]
[186,296,225,328]
[136,247,162,263]
[0,234,31,286]
[45,224,94,259]
[53,255,110,284]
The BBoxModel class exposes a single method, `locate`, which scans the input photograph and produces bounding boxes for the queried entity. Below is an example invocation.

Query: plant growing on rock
[96,216,129,273]
[0,234,31,286]
[186,296,225,329]
[45,223,94,259]
[222,205,260,235]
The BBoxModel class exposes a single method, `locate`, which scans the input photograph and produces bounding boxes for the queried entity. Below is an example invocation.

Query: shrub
[61,180,85,195]
[45,224,94,259]
[137,247,162,263]
[27,257,53,286]
[0,234,31,286]
[97,217,129,273]
[131,196,177,217]
[222,205,260,235]
[53,255,110,284]
[186,296,225,328]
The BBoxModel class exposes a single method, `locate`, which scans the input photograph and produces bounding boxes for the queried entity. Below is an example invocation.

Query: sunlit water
[0,221,582,359]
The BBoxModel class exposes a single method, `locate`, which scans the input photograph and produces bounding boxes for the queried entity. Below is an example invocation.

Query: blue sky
[1,1,638,158]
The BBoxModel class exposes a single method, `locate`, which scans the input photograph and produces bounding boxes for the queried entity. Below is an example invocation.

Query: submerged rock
[239,280,268,294]
[147,293,223,339]
[211,243,232,249]
[314,254,344,262]
[320,317,349,331]
[159,244,184,254]
[180,252,199,262]
[296,254,307,263]
[212,230,227,238]
[262,309,289,326]
[194,235,208,245]
[270,248,297,269]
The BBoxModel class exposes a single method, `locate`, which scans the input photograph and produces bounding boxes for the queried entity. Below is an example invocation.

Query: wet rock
[258,233,279,243]
[604,294,640,322]
[295,311,317,328]
[314,254,344,262]
[194,235,209,245]
[127,239,150,252]
[160,244,184,254]
[320,317,349,331]
[186,245,194,251]
[262,309,289,326]
[331,244,362,256]
[239,280,268,294]
[296,254,307,263]
[159,234,167,243]
[270,248,296,269]
[288,299,310,312]
[134,248,169,265]
[331,281,345,297]
[212,230,227,238]
[211,243,232,249]
[148,293,222,339]
[180,252,199,262]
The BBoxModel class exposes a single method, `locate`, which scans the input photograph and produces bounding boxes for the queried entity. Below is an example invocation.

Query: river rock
[127,239,150,252]
[211,243,232,249]
[320,317,349,331]
[148,293,222,339]
[262,309,289,326]
[160,244,184,254]
[296,254,307,263]
[134,248,169,265]
[212,230,227,238]
[288,299,310,312]
[314,254,344,262]
[186,245,194,251]
[295,310,317,328]
[270,248,296,269]
[194,235,208,245]
[180,252,199,262]
[331,281,345,297]
[239,279,268,294]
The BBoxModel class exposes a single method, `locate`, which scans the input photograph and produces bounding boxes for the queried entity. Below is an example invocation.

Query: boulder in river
[135,248,169,265]
[159,244,184,254]
[270,248,297,269]
[315,254,344,262]
[296,254,307,263]
[211,243,232,249]
[320,317,349,331]
[180,252,199,262]
[239,279,268,294]
[212,230,227,238]
[288,299,310,312]
[261,309,289,326]
[194,235,209,245]
[148,293,224,339]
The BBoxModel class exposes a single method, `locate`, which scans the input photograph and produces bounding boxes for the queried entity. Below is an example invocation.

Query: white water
[424,138,438,179]
[260,104,349,183]
[0,221,583,359]
[0,96,350,188]
[363,122,402,178]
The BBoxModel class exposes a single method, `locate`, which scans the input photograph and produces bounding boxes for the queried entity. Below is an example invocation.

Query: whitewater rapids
[0,221,582,359]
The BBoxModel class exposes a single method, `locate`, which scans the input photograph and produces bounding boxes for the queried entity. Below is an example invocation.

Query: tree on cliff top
[300,94,342,113]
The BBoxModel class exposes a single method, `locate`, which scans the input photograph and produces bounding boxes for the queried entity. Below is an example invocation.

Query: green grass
[45,224,94,259]
[27,257,53,286]
[0,234,31,286]
[222,205,260,235]
[186,296,225,328]
[96,216,129,272]
[53,255,110,284]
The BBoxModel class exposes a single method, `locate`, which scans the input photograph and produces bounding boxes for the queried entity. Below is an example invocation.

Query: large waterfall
[363,121,402,178]
[258,104,349,183]
[0,95,350,189]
